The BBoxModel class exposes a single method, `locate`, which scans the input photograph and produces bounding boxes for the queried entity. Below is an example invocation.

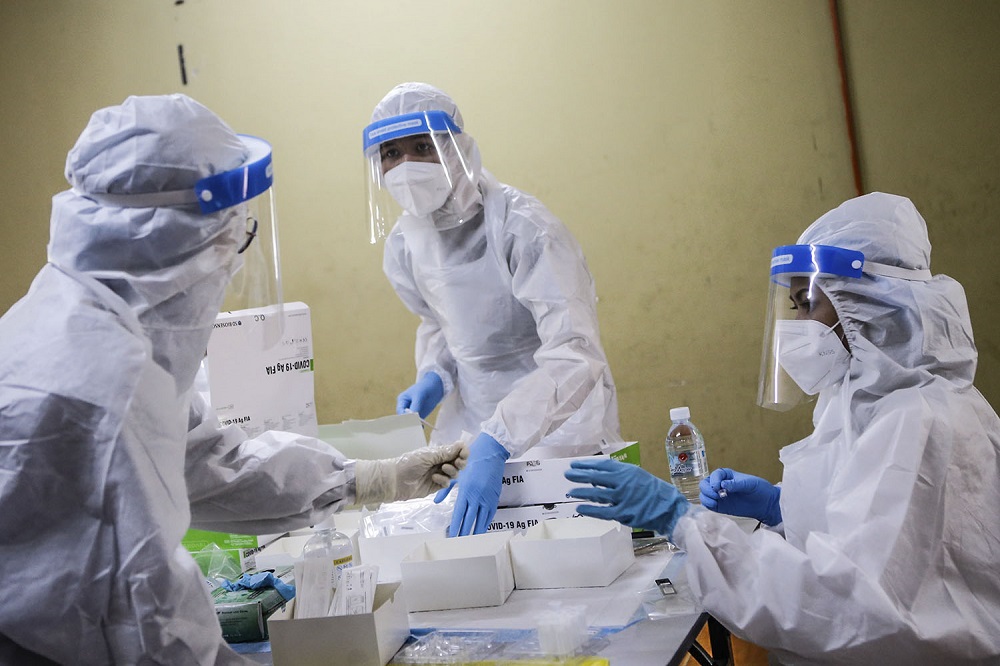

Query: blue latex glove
[220,571,295,601]
[396,371,445,419]
[434,432,509,537]
[699,468,782,526]
[564,458,690,540]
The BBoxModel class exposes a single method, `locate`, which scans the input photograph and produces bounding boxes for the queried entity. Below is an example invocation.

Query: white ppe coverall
[0,95,357,665]
[673,193,1000,664]
[376,84,621,459]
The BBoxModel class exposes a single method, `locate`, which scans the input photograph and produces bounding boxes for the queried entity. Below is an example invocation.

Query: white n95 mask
[776,319,851,395]
[383,161,453,217]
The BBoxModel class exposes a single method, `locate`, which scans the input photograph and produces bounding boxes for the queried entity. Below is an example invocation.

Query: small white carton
[499,455,596,507]
[357,529,448,582]
[399,531,515,611]
[205,302,318,438]
[267,582,410,666]
[509,516,635,589]
[488,501,584,532]
[499,442,639,507]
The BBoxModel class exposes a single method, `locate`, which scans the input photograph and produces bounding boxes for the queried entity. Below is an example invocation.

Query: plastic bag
[191,542,243,585]
[360,491,456,538]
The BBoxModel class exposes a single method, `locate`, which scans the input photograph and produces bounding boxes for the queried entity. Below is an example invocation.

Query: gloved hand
[699,468,782,526]
[354,443,467,505]
[221,571,295,601]
[396,371,445,419]
[434,432,509,537]
[564,458,690,540]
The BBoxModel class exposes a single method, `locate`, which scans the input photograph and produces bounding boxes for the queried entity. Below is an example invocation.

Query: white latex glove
[355,443,469,504]
[433,441,469,486]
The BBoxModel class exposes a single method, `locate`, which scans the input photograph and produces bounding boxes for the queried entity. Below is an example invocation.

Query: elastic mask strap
[863,261,932,281]
[829,321,849,349]
[73,187,198,209]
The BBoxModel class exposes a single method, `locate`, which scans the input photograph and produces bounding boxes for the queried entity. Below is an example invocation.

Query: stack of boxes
[184,302,319,642]
[489,441,641,532]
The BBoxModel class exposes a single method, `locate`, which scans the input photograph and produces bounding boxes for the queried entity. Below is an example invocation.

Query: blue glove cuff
[763,486,782,527]
[420,371,444,397]
[475,433,510,462]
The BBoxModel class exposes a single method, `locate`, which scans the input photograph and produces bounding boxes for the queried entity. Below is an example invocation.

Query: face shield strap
[72,134,274,216]
[74,187,199,209]
[862,261,932,281]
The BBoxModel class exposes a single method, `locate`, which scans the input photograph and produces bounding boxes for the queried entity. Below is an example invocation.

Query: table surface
[237,541,709,665]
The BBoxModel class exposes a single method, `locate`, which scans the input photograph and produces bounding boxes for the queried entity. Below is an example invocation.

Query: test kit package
[509,517,635,589]
[488,501,584,533]
[204,301,318,439]
[213,566,295,643]
[498,441,640,507]
[268,582,410,666]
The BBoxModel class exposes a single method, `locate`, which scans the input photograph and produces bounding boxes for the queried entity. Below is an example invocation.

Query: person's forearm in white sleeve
[184,392,357,534]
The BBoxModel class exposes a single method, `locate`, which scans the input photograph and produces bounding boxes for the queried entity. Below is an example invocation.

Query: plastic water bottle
[665,406,708,503]
[301,515,354,588]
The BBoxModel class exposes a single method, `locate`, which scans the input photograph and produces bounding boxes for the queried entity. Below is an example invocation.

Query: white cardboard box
[509,516,635,589]
[358,530,448,582]
[399,531,515,611]
[499,455,602,507]
[488,501,584,533]
[498,442,638,507]
[267,582,410,666]
[205,302,318,438]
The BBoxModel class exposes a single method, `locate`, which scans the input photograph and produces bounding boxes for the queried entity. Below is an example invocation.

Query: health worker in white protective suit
[564,193,1000,665]
[0,94,465,665]
[363,82,622,537]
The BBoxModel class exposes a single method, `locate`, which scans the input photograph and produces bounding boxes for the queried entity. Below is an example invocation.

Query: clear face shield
[757,244,863,411]
[362,110,479,243]
[197,134,284,344]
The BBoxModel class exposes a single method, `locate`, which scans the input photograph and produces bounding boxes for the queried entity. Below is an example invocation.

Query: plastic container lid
[669,406,691,421]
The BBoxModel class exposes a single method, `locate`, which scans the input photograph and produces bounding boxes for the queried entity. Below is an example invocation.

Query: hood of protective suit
[672,193,1000,663]
[48,94,249,390]
[800,193,976,413]
[371,82,483,229]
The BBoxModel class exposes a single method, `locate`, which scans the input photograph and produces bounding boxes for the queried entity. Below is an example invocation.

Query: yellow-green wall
[2,1,998,485]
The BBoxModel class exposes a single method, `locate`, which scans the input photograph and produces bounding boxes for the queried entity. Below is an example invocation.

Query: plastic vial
[665,406,709,503]
[301,515,354,588]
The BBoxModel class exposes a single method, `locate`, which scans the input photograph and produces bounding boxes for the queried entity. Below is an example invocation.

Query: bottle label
[668,449,707,477]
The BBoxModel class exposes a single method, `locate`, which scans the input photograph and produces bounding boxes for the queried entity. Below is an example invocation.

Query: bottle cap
[669,406,691,421]
[313,513,338,531]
